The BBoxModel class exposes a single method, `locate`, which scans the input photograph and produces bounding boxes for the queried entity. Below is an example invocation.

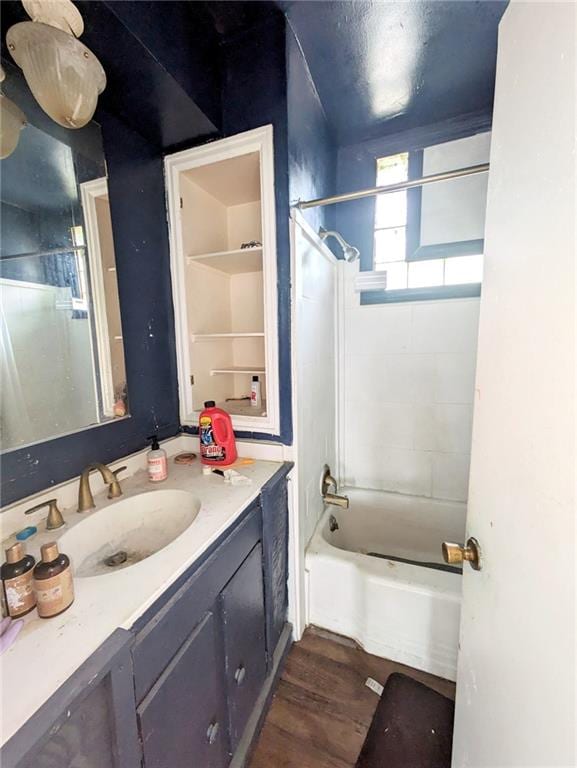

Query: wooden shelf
[191,332,265,342]
[218,399,267,418]
[210,367,266,376]
[187,247,262,275]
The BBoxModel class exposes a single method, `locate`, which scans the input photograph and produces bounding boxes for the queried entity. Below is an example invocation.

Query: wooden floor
[249,627,455,768]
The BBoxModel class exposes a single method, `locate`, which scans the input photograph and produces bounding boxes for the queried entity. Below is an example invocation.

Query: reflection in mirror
[0,61,128,452]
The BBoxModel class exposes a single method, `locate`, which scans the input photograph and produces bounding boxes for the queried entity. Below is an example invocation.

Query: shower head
[318,228,360,262]
[343,244,360,263]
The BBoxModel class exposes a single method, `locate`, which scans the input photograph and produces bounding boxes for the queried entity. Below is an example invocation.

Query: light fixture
[0,66,26,159]
[6,0,106,130]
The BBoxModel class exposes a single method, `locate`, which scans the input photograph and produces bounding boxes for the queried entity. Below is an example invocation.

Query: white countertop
[0,457,284,747]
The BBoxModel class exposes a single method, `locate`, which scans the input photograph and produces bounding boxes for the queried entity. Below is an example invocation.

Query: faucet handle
[25,499,65,530]
[321,465,338,496]
[108,466,126,499]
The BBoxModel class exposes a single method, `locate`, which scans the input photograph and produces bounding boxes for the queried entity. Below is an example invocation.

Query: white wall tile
[412,405,437,451]
[410,299,480,354]
[345,304,412,356]
[344,446,433,497]
[434,404,474,453]
[341,280,480,502]
[432,452,471,502]
[296,224,337,549]
[344,401,415,450]
[435,352,478,404]
[344,354,436,405]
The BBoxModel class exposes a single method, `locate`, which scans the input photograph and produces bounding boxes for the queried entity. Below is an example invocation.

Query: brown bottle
[1,542,36,618]
[33,542,74,619]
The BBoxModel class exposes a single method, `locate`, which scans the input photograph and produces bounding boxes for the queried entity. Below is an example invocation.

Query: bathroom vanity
[0,460,292,768]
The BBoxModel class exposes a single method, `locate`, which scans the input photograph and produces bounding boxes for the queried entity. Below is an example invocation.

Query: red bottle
[199,401,237,466]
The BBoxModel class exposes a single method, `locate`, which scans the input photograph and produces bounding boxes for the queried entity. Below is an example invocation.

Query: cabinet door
[16,677,123,768]
[221,544,267,750]
[138,611,229,768]
[2,630,139,768]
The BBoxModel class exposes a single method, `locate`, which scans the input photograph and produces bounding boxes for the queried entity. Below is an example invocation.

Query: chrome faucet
[77,463,126,513]
[321,465,349,509]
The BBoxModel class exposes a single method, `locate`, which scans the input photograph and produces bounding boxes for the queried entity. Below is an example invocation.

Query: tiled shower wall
[341,266,480,502]
[294,219,337,547]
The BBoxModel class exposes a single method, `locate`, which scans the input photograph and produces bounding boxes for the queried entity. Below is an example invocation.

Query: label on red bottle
[200,415,226,462]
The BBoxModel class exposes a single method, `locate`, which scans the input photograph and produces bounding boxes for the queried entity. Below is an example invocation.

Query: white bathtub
[305,488,466,681]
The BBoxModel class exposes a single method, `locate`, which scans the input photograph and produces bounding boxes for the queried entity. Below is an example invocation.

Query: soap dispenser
[33,542,74,619]
[1,542,36,618]
[147,435,168,482]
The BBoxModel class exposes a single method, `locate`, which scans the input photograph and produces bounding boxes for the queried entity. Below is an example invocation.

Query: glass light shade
[0,93,26,159]
[22,0,84,36]
[7,21,106,129]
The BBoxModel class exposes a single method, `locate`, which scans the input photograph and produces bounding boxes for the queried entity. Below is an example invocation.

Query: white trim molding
[164,125,280,436]
[80,177,115,417]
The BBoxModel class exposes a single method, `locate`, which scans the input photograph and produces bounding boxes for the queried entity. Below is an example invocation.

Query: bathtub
[305,488,466,681]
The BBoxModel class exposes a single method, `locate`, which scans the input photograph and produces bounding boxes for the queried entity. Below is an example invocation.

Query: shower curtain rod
[0,245,86,261]
[296,162,490,210]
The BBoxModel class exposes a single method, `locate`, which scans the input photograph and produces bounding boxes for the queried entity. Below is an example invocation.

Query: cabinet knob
[234,665,246,685]
[206,721,220,745]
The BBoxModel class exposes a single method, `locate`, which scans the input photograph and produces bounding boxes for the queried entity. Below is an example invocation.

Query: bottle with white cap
[250,375,262,409]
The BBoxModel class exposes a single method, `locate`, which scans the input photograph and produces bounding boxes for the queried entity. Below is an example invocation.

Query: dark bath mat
[355,673,455,768]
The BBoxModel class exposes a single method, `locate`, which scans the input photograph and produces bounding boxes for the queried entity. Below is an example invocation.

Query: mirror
[0,61,128,452]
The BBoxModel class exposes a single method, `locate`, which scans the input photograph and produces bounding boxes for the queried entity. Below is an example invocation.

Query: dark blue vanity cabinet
[1,630,141,768]
[261,469,290,657]
[1,464,293,768]
[221,543,267,751]
[138,611,230,768]
[132,503,266,767]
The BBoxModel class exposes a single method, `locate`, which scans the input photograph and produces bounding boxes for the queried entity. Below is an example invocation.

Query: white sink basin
[59,489,201,577]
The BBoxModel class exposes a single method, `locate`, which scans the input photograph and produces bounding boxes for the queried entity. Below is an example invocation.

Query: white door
[451,3,576,766]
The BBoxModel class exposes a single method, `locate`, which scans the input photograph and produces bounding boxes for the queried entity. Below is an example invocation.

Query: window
[71,224,89,311]
[374,153,409,274]
[371,143,485,300]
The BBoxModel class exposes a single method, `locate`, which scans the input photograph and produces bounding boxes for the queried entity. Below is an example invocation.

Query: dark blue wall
[279,0,507,145]
[102,1,223,130]
[2,2,493,505]
[182,9,294,446]
[335,111,493,273]
[286,24,336,236]
[1,2,298,505]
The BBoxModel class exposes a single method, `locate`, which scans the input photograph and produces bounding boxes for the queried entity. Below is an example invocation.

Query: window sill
[360,283,481,305]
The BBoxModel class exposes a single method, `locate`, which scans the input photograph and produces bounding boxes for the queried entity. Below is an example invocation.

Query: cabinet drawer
[221,544,267,750]
[138,611,229,768]
[132,502,260,703]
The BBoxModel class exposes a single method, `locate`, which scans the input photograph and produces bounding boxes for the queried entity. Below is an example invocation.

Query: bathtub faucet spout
[321,465,349,508]
[324,492,350,509]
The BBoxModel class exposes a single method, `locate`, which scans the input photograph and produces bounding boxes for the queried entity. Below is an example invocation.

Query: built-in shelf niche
[166,126,279,433]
